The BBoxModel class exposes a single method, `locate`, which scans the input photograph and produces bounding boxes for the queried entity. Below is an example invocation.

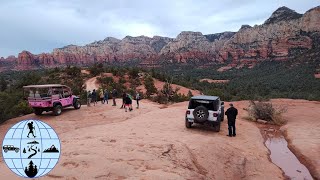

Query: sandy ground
[217,66,233,72]
[0,100,284,180]
[81,70,90,75]
[272,99,320,179]
[85,77,99,91]
[199,79,229,84]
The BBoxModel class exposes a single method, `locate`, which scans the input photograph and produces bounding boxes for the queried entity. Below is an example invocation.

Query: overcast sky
[0,0,319,57]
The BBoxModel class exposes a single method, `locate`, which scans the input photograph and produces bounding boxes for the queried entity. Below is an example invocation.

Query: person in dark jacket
[225,103,238,137]
[112,89,117,106]
[124,94,132,112]
[91,89,97,106]
[120,92,127,109]
[104,90,109,104]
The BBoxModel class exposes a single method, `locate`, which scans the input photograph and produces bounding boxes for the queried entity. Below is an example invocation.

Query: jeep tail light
[186,110,190,115]
[213,113,218,117]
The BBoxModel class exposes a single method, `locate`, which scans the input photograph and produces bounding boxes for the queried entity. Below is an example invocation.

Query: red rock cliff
[7,6,320,70]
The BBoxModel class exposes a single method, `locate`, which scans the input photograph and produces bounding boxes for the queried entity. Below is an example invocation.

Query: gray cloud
[0,0,318,57]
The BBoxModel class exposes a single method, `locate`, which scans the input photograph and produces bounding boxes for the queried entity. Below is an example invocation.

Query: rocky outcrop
[1,6,319,71]
[18,51,35,66]
[264,6,303,25]
[218,6,320,63]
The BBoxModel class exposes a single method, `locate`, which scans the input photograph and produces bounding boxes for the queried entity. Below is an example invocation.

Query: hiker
[124,94,132,112]
[27,121,36,138]
[112,89,117,106]
[135,91,140,109]
[99,90,104,104]
[225,103,238,137]
[127,93,133,111]
[104,90,109,104]
[92,89,97,106]
[87,90,92,107]
[121,92,126,109]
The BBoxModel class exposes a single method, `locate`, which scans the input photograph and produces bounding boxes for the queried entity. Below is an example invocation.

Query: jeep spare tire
[193,106,209,122]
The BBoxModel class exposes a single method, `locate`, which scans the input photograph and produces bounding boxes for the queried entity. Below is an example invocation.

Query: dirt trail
[85,77,100,91]
[0,100,285,180]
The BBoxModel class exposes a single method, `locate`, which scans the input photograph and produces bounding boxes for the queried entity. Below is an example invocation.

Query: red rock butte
[0,6,320,71]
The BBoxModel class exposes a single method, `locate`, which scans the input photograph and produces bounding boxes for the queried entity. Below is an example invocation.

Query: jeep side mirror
[221,101,224,105]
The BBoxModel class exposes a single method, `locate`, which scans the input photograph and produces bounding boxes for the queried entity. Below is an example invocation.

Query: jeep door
[61,87,73,106]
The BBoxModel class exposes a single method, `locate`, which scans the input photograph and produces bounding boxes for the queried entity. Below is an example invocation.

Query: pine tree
[0,76,7,91]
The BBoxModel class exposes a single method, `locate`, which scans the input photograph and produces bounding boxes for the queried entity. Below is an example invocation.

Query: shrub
[10,101,33,117]
[144,75,157,97]
[97,76,114,85]
[247,101,287,125]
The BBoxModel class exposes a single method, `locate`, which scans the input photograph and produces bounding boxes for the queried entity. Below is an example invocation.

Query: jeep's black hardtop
[190,95,219,101]
[189,95,220,111]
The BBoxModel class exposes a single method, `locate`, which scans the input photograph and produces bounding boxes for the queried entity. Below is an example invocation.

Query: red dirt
[199,79,229,83]
[1,98,317,179]
[0,100,283,179]
[217,66,232,72]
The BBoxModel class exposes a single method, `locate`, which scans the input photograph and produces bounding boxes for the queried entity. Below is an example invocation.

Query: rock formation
[1,6,319,71]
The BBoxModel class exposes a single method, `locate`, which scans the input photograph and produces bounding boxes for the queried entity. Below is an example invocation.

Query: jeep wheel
[185,119,192,128]
[15,149,19,153]
[34,108,43,115]
[193,106,209,122]
[73,100,81,109]
[4,149,8,153]
[214,123,221,132]
[53,105,62,116]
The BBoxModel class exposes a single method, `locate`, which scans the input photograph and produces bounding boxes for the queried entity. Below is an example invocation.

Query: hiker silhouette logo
[2,120,61,178]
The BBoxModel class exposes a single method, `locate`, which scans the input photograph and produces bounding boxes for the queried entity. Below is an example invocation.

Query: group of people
[87,89,109,106]
[87,89,141,112]
[119,92,140,112]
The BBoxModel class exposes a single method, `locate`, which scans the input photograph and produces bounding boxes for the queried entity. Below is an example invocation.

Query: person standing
[225,103,238,137]
[104,90,109,104]
[87,90,92,107]
[112,89,117,106]
[124,94,131,112]
[128,93,133,111]
[92,89,97,106]
[135,91,140,109]
[121,92,126,109]
[99,90,104,104]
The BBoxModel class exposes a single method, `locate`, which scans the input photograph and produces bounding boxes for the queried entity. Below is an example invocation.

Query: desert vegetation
[155,61,320,101]
[0,60,319,123]
[245,101,287,125]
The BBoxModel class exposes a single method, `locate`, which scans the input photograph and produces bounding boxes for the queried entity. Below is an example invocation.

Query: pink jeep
[23,84,81,116]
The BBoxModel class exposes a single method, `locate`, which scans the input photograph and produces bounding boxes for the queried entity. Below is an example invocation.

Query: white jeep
[185,95,224,132]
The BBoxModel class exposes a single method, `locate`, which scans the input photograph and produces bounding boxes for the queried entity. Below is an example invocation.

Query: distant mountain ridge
[0,6,320,71]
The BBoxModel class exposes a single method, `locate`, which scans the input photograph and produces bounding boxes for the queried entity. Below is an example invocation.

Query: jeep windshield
[188,99,219,111]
